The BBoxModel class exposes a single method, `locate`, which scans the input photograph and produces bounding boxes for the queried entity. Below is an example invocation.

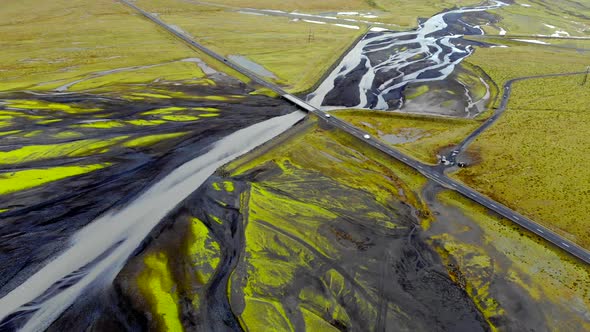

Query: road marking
[537,229,544,233]
[563,243,571,248]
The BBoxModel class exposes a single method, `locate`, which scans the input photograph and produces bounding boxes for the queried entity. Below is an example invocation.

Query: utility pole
[582,66,590,86]
[308,28,314,43]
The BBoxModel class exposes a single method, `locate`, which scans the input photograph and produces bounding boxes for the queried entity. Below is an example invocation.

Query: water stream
[0,111,305,331]
[307,1,508,111]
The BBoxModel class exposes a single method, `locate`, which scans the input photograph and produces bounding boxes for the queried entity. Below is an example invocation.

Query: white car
[325,113,331,118]
[363,134,371,139]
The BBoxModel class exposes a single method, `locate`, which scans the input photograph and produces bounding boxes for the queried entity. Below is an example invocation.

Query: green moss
[126,119,167,126]
[240,297,294,332]
[0,130,22,137]
[23,130,43,138]
[137,252,184,332]
[76,121,126,129]
[37,119,61,125]
[160,115,200,122]
[132,93,173,99]
[405,84,429,100]
[53,131,83,139]
[0,163,111,195]
[142,107,187,115]
[7,100,101,114]
[0,137,127,165]
[192,107,219,112]
[124,132,187,148]
[69,61,207,91]
[249,88,280,98]
[187,217,221,285]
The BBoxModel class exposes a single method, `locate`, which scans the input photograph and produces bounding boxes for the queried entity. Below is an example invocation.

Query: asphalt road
[119,0,590,265]
[447,71,589,164]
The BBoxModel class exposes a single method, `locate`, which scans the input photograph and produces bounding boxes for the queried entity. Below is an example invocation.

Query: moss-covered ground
[453,74,590,248]
[124,120,590,331]
[432,190,590,331]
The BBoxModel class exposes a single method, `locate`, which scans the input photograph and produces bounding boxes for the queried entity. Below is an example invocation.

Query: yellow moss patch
[124,132,187,148]
[198,113,219,118]
[76,121,126,129]
[69,61,207,91]
[160,115,200,122]
[137,252,184,332]
[192,107,219,112]
[53,131,83,139]
[240,297,293,332]
[131,93,172,99]
[0,163,111,195]
[23,130,43,138]
[249,88,280,98]
[126,119,167,126]
[142,107,188,115]
[0,137,127,165]
[7,100,101,114]
[0,130,22,137]
[187,217,221,284]
[37,119,61,125]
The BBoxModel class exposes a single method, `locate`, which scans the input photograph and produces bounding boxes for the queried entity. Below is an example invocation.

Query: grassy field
[434,190,590,331]
[453,74,590,248]
[0,0,231,92]
[135,0,365,94]
[465,39,589,109]
[199,0,482,28]
[335,110,480,164]
[482,0,590,37]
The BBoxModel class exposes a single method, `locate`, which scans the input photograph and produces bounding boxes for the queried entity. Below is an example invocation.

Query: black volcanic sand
[46,120,587,331]
[0,76,296,300]
[75,121,492,332]
[401,62,496,118]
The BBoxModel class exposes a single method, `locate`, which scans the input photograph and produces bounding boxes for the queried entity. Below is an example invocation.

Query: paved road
[447,71,588,164]
[119,0,590,265]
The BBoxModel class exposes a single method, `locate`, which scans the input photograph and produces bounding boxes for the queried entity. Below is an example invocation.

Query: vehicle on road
[364,134,371,139]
